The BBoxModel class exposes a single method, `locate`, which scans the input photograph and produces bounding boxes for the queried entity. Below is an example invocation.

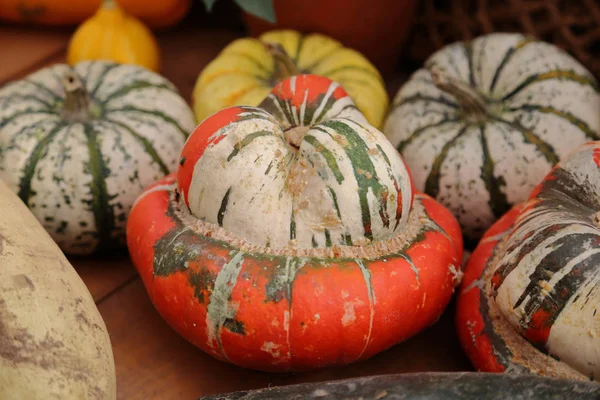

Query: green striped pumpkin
[383,33,600,244]
[0,60,196,255]
[126,74,464,371]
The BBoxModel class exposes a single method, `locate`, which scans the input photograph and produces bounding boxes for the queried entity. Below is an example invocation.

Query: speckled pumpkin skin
[384,33,600,245]
[127,75,463,371]
[456,141,600,381]
[0,60,196,255]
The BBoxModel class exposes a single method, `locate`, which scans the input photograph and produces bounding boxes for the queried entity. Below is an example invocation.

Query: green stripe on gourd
[383,32,600,245]
[0,60,196,255]
[185,78,413,250]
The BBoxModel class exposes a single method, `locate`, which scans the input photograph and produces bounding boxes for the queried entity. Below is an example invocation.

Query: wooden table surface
[0,15,472,400]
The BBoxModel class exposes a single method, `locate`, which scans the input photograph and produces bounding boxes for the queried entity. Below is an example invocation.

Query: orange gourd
[0,0,191,28]
[67,0,160,72]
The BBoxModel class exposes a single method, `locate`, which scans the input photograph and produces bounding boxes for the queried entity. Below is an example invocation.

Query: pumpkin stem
[593,211,600,227]
[429,69,488,120]
[266,43,299,81]
[61,71,92,122]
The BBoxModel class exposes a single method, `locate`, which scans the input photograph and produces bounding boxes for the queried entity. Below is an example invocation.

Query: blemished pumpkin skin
[191,29,389,130]
[0,60,196,256]
[67,0,160,72]
[127,75,463,371]
[0,0,190,29]
[456,141,600,382]
[383,32,600,246]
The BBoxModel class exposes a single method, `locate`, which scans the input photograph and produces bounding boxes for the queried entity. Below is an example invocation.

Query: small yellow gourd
[66,0,160,72]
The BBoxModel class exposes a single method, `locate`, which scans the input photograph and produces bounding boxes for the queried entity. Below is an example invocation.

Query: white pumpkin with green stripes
[0,60,196,255]
[383,32,600,244]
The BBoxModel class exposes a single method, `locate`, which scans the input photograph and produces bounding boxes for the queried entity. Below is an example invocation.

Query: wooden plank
[69,252,138,302]
[98,280,471,399]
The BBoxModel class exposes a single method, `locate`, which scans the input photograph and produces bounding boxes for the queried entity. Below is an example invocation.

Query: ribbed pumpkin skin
[384,32,600,244]
[192,30,389,130]
[0,60,196,255]
[456,141,600,381]
[127,75,463,371]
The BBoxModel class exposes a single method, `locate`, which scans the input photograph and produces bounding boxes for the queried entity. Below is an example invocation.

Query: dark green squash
[200,372,599,399]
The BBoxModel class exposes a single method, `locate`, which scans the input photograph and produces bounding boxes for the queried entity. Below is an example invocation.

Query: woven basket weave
[406,0,600,78]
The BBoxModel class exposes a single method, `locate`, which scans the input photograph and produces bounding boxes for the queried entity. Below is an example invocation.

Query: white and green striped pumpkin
[383,32,600,244]
[0,60,196,255]
[456,141,600,380]
[126,74,464,371]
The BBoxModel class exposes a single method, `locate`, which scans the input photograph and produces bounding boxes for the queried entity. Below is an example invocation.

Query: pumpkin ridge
[500,70,599,102]
[308,91,340,125]
[293,33,306,63]
[205,68,270,87]
[83,123,116,251]
[99,81,175,105]
[355,258,375,358]
[261,92,293,124]
[424,124,471,199]
[300,46,346,73]
[478,125,510,219]
[302,133,344,184]
[17,121,65,204]
[3,93,53,109]
[217,187,232,227]
[318,119,393,240]
[106,118,169,174]
[4,118,52,153]
[229,82,270,106]
[226,130,276,162]
[392,93,459,110]
[23,78,61,101]
[490,116,559,165]
[492,223,571,291]
[205,250,245,360]
[89,63,120,98]
[477,264,524,371]
[488,37,536,94]
[507,104,599,140]
[106,106,189,137]
[397,118,461,153]
[0,109,55,129]
[464,42,476,87]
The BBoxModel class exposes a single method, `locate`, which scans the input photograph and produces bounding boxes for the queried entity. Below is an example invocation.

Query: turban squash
[127,75,463,371]
[383,33,600,245]
[456,141,600,381]
[191,29,389,130]
[0,60,196,255]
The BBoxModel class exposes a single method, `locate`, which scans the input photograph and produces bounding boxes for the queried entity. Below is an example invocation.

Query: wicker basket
[406,0,600,78]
